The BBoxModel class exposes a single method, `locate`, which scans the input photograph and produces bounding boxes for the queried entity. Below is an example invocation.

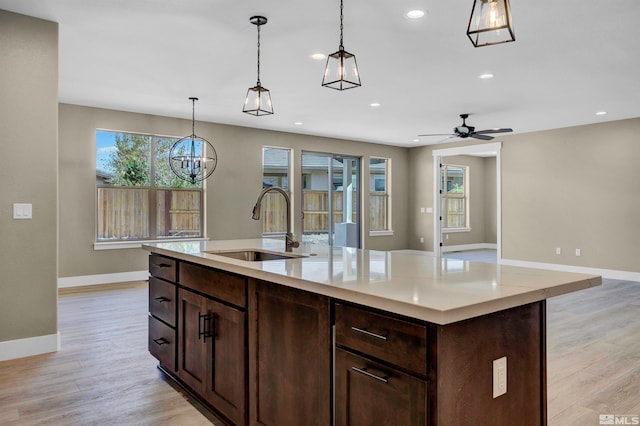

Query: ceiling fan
[419,114,513,141]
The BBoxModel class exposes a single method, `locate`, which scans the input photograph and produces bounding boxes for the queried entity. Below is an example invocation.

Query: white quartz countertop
[142,238,602,325]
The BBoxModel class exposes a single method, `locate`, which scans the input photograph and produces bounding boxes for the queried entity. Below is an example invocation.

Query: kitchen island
[143,239,601,426]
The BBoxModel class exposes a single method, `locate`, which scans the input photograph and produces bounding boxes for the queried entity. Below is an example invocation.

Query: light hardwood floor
[0,278,638,425]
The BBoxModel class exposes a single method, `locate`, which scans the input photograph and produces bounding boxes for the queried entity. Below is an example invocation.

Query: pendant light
[467,0,515,47]
[169,97,217,184]
[322,0,361,90]
[243,16,273,116]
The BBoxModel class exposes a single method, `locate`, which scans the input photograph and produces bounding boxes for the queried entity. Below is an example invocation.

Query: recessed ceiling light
[406,10,425,19]
[413,139,420,142]
[310,53,326,61]
[294,121,303,125]
[478,73,494,79]
[370,102,381,107]
[595,111,607,116]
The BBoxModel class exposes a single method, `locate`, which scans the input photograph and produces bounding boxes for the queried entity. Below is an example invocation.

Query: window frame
[368,157,393,236]
[94,129,206,249]
[441,164,470,231]
[260,146,292,236]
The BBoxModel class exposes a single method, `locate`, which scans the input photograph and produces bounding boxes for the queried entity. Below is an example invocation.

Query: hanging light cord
[191,98,195,136]
[256,23,261,86]
[339,0,344,49]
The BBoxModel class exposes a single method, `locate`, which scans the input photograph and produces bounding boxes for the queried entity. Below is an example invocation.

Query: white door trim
[432,142,502,260]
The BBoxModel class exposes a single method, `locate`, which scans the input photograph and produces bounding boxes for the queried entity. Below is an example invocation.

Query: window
[261,147,291,234]
[369,158,390,232]
[441,164,467,229]
[96,130,203,242]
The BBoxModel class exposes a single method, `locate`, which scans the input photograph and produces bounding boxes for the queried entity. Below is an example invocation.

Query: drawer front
[179,262,247,308]
[148,315,176,371]
[149,254,177,282]
[335,348,427,426]
[149,277,177,327]
[335,303,428,376]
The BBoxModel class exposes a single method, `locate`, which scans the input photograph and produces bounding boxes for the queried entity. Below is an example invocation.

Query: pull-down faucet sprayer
[251,186,299,252]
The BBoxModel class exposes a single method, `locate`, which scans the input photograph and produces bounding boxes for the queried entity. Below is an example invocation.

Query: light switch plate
[13,203,33,219]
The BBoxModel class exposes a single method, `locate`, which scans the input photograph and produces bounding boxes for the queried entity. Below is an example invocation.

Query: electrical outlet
[575,248,581,256]
[493,356,507,398]
[555,247,561,255]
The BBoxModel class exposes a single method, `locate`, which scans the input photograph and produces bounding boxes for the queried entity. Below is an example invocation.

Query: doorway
[432,142,502,260]
[301,152,361,248]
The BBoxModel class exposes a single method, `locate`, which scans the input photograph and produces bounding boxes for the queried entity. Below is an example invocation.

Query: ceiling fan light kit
[243,16,274,116]
[419,113,513,141]
[322,0,361,90]
[467,0,515,47]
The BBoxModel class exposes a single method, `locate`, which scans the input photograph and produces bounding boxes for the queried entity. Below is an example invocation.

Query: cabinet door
[204,298,246,426]
[177,289,209,394]
[249,280,330,426]
[335,348,428,426]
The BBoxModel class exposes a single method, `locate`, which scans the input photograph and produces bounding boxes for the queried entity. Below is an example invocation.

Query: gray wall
[0,11,58,342]
[408,118,640,273]
[59,104,410,278]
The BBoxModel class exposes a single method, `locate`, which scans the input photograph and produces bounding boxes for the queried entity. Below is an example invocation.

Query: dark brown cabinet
[147,252,547,426]
[148,255,178,372]
[177,287,246,426]
[334,302,429,426]
[335,348,428,426]
[249,279,331,426]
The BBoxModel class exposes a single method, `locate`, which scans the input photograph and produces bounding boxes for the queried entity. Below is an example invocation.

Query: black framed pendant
[467,0,515,47]
[322,0,361,90]
[243,16,273,116]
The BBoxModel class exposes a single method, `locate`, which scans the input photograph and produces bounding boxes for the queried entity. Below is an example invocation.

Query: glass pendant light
[467,0,515,47]
[170,97,217,184]
[243,16,273,116]
[322,0,361,90]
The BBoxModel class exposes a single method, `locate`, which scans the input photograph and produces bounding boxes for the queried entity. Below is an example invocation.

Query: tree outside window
[96,130,203,241]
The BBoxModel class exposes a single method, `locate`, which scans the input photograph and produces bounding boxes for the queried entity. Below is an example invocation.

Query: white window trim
[94,237,208,250]
[441,227,471,233]
[369,230,395,237]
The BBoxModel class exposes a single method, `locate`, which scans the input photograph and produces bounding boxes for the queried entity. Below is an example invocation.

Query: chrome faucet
[251,186,300,252]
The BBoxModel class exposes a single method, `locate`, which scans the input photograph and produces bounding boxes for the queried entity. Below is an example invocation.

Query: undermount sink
[205,249,307,261]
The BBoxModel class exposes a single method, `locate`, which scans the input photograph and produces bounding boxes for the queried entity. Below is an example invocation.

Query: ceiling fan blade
[470,133,494,140]
[473,128,513,134]
[417,133,454,137]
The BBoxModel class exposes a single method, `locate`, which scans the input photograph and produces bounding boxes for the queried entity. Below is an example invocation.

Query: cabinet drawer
[335,348,427,426]
[148,315,176,371]
[179,262,246,308]
[335,303,428,376]
[149,254,177,282]
[149,277,176,327]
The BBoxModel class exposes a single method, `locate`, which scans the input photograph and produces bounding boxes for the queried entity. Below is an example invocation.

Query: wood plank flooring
[0,278,638,425]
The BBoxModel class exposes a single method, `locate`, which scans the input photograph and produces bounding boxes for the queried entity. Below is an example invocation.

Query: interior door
[301,152,360,248]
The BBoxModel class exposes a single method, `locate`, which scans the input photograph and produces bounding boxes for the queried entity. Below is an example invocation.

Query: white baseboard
[500,259,640,282]
[392,249,436,256]
[58,270,148,288]
[0,332,60,362]
[442,243,497,253]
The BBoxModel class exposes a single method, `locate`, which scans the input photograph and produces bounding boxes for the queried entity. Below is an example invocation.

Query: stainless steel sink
[205,249,307,261]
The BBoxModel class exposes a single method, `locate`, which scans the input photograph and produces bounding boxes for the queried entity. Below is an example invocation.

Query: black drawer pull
[153,338,169,346]
[351,367,389,383]
[157,263,172,268]
[351,326,388,341]
[154,296,170,303]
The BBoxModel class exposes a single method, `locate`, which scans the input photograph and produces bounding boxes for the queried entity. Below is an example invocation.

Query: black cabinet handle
[157,263,172,268]
[351,326,388,341]
[198,312,215,342]
[153,338,168,346]
[351,366,389,383]
[154,296,170,303]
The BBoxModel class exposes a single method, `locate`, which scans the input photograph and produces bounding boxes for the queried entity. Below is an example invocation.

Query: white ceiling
[1,0,639,147]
